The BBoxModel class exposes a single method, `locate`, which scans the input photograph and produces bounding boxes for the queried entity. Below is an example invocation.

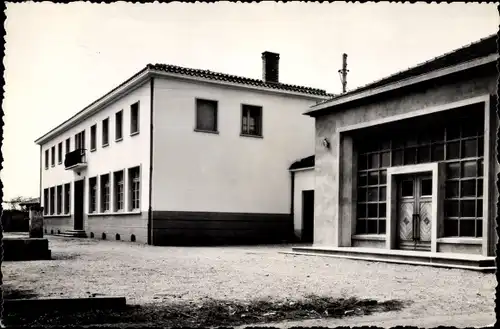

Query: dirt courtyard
[2,235,496,326]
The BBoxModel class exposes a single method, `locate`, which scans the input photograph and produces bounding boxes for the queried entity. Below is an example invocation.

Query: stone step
[55,230,88,238]
[287,246,496,272]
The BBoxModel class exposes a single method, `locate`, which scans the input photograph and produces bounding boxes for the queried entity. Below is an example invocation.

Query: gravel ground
[2,235,496,325]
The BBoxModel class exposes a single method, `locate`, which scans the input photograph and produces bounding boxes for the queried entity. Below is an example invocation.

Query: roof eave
[34,68,151,145]
[149,70,330,100]
[306,53,498,117]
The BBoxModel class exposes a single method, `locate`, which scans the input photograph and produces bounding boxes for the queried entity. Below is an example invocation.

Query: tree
[3,196,35,211]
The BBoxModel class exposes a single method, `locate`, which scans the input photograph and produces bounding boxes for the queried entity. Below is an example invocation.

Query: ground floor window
[129,167,140,211]
[89,177,97,213]
[43,188,49,215]
[355,104,484,237]
[49,187,55,215]
[114,171,124,211]
[64,183,71,214]
[101,174,110,212]
[56,185,63,214]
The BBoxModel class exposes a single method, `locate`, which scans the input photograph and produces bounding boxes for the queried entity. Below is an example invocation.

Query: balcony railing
[64,148,87,170]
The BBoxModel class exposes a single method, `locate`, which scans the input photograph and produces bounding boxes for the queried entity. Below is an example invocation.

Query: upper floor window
[102,118,109,146]
[195,99,218,133]
[45,150,49,169]
[90,124,97,151]
[58,143,63,164]
[130,102,140,135]
[65,138,70,155]
[51,146,55,167]
[75,130,85,150]
[49,187,55,215]
[115,111,123,141]
[241,104,263,137]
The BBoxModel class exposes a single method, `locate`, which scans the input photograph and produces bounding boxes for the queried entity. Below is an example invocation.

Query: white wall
[40,81,151,217]
[293,168,315,237]
[152,77,319,214]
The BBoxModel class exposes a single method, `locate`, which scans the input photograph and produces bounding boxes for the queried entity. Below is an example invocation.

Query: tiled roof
[314,33,497,107]
[289,155,315,170]
[147,63,332,97]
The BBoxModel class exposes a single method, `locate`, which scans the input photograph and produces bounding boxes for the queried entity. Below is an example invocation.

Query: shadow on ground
[1,285,38,299]
[4,294,410,327]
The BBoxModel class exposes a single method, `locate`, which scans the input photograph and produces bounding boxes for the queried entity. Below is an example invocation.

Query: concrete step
[287,246,496,272]
[55,230,88,238]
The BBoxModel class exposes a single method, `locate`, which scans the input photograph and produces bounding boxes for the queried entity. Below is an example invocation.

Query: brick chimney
[262,51,280,83]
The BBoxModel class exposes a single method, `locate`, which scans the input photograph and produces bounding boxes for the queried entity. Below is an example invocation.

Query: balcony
[64,148,87,171]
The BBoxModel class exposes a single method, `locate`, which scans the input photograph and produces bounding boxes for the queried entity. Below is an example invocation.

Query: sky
[2,2,498,202]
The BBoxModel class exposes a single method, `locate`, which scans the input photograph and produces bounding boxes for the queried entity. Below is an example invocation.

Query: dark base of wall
[152,211,294,246]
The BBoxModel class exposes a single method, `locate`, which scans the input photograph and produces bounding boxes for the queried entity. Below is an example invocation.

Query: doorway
[302,190,314,243]
[73,180,84,230]
[397,174,433,251]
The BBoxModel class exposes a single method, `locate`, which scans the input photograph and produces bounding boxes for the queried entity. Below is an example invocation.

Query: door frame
[301,190,314,243]
[73,179,85,230]
[386,163,445,253]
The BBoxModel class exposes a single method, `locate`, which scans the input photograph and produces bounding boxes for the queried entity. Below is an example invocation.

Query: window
[130,102,140,135]
[45,150,49,169]
[65,138,70,155]
[115,111,123,141]
[90,125,97,151]
[114,171,124,211]
[43,188,49,215]
[100,174,110,212]
[75,130,85,150]
[58,143,63,164]
[355,106,484,237]
[195,99,218,132]
[241,104,263,137]
[64,183,71,214]
[51,146,55,167]
[56,185,62,214]
[89,177,97,213]
[129,167,140,211]
[49,187,55,215]
[102,118,109,146]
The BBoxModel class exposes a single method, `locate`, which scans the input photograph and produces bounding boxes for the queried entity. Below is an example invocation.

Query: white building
[35,52,331,245]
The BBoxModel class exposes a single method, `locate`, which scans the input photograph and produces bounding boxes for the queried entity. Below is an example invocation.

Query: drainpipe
[147,77,154,245]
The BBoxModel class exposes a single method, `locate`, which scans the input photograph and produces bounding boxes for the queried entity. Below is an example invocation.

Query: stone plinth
[29,206,44,239]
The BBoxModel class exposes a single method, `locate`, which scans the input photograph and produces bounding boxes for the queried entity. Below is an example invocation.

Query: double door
[397,174,433,251]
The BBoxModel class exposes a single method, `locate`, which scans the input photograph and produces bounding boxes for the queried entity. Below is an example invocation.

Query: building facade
[293,34,498,269]
[35,52,330,245]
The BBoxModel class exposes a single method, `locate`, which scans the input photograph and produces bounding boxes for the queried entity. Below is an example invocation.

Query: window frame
[65,138,71,156]
[194,98,219,134]
[100,174,111,212]
[45,150,49,169]
[241,104,263,137]
[102,118,109,147]
[49,187,55,215]
[64,183,71,214]
[56,185,63,214]
[90,124,97,151]
[89,176,98,213]
[113,170,125,212]
[115,111,123,141]
[57,143,63,164]
[43,188,49,215]
[51,146,55,167]
[128,166,141,211]
[130,102,140,136]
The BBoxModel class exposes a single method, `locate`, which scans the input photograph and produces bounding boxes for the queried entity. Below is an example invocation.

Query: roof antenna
[338,53,349,94]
